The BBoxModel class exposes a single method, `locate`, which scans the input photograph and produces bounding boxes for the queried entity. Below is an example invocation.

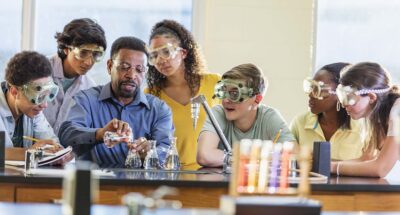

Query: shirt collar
[304,112,319,130]
[0,82,14,118]
[304,112,349,131]
[99,82,150,109]
[52,55,65,79]
[52,55,82,83]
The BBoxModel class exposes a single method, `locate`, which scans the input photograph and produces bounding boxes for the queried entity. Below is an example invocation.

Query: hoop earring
[336,101,341,112]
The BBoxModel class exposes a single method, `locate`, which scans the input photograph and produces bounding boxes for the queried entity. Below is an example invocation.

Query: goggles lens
[303,78,336,100]
[214,79,254,103]
[22,81,59,105]
[335,84,391,106]
[69,45,105,62]
[148,43,182,66]
[336,85,361,106]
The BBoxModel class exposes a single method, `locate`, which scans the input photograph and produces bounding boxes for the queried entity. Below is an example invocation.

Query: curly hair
[5,51,52,86]
[147,19,206,97]
[55,18,107,60]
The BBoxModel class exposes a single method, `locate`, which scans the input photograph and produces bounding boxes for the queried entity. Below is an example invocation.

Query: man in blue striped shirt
[59,36,173,166]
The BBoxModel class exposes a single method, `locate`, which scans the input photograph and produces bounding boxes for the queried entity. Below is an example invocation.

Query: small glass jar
[103,131,132,148]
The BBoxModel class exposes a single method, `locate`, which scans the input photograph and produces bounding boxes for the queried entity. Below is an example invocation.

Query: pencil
[23,136,40,142]
[272,129,282,144]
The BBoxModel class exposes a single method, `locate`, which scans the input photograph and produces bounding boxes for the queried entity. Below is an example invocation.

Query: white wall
[193,0,315,123]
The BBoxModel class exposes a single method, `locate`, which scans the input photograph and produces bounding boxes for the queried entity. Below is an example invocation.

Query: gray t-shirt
[201,104,295,150]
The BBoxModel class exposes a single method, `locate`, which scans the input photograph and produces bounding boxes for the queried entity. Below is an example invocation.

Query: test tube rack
[228,139,325,197]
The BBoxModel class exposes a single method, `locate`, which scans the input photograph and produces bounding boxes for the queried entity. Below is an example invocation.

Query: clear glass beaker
[164,137,181,170]
[143,140,160,170]
[125,134,142,169]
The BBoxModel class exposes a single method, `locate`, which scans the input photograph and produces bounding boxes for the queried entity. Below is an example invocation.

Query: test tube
[257,140,273,193]
[279,142,294,192]
[247,139,262,193]
[237,139,252,193]
[268,143,282,193]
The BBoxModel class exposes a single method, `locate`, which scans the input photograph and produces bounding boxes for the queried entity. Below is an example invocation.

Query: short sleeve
[263,108,295,142]
[289,115,301,142]
[387,98,400,136]
[200,105,227,135]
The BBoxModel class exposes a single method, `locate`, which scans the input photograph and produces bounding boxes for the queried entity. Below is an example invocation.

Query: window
[315,0,400,83]
[35,0,192,84]
[0,0,22,79]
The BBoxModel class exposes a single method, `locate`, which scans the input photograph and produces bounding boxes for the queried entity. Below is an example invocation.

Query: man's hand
[128,137,151,158]
[95,118,132,142]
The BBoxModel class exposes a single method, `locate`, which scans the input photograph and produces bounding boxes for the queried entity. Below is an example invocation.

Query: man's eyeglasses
[68,45,105,62]
[113,60,148,74]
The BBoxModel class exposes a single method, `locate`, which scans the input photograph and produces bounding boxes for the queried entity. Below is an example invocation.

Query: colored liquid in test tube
[268,143,282,193]
[237,139,252,193]
[247,139,262,193]
[279,142,293,192]
[257,141,273,193]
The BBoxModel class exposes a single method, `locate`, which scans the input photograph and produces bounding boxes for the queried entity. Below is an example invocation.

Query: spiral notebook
[5,146,73,167]
[38,146,73,166]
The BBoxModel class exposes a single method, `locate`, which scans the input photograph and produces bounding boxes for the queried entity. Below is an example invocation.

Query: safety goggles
[113,60,148,74]
[213,79,254,103]
[336,84,391,106]
[148,43,182,66]
[303,78,336,100]
[68,45,105,62]
[20,81,59,105]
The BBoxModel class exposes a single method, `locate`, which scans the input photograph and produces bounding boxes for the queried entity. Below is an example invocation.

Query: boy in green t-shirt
[197,63,294,167]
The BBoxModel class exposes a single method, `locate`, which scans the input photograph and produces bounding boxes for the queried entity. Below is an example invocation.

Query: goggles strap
[356,87,391,95]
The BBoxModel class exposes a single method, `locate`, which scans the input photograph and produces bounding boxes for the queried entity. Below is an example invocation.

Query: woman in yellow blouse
[145,20,220,169]
[290,62,364,160]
